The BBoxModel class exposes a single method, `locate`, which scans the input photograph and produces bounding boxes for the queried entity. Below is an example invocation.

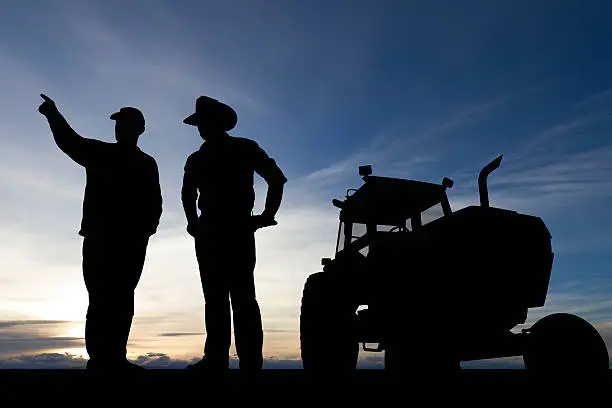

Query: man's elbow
[267,170,288,187]
[52,133,70,152]
[268,177,287,191]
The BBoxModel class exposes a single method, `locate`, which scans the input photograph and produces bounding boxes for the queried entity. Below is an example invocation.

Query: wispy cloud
[509,110,612,167]
[0,334,83,357]
[0,320,71,329]
[479,148,612,222]
[297,94,512,195]
[0,352,88,369]
[574,87,612,111]
[159,332,204,337]
[444,107,612,219]
[0,320,83,357]
[521,285,612,327]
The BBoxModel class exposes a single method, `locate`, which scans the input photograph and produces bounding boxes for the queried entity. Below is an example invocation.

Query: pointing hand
[38,93,58,117]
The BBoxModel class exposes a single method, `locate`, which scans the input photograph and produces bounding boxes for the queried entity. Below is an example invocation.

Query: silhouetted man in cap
[38,94,162,371]
[181,95,287,372]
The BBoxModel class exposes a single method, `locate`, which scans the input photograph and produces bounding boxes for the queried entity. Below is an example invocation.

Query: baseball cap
[110,107,145,126]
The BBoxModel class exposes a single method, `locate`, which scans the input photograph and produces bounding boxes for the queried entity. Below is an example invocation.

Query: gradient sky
[0,0,611,369]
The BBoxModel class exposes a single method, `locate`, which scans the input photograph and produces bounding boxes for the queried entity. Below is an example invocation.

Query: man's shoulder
[136,149,158,167]
[141,150,157,162]
[229,135,260,148]
[185,149,201,162]
[86,138,112,150]
[184,149,202,170]
[230,136,270,158]
[89,138,110,145]
[200,136,263,156]
[81,139,113,161]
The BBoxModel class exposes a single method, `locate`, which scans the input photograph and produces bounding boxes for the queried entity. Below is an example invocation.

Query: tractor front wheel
[523,313,609,371]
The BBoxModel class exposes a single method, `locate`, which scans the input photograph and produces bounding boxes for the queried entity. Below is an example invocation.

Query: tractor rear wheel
[300,272,359,373]
[523,313,609,371]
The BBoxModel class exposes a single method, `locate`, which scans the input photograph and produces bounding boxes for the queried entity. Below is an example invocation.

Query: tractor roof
[338,175,448,226]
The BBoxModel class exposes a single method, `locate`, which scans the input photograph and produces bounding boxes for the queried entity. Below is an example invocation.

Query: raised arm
[181,155,199,237]
[38,94,99,167]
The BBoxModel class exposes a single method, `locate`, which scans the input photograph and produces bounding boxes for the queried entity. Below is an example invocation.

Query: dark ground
[0,369,608,408]
[1,369,609,399]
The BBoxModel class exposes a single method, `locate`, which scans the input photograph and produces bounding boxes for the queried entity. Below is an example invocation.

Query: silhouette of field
[1,368,609,390]
[0,368,608,407]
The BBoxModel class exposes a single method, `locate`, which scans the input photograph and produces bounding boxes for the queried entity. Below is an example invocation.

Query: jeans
[82,234,149,366]
[194,220,263,370]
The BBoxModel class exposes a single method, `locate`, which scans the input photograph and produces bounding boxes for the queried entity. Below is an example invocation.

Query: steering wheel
[389,226,408,232]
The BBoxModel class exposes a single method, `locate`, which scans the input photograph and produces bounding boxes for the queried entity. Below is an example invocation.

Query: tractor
[299,154,609,373]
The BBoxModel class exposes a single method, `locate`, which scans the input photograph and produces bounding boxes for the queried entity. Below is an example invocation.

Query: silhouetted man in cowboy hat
[181,95,287,372]
[38,94,162,371]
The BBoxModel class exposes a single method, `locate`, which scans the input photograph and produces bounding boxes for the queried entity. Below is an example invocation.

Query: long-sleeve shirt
[181,135,286,226]
[47,112,163,238]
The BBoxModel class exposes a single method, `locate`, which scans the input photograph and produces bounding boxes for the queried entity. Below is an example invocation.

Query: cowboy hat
[183,95,237,131]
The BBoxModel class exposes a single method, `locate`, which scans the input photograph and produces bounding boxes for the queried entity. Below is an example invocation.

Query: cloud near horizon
[0,351,386,370]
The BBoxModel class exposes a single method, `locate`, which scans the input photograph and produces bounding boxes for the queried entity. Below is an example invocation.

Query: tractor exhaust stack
[478,154,503,208]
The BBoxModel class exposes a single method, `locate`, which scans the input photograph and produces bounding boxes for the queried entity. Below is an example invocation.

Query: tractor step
[361,342,384,352]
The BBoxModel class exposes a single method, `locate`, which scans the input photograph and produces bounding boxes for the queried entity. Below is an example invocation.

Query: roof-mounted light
[442,177,454,189]
[359,165,372,177]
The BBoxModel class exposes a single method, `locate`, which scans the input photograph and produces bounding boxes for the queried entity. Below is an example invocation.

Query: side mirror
[321,258,332,266]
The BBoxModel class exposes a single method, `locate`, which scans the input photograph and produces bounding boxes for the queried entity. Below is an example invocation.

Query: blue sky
[0,0,611,369]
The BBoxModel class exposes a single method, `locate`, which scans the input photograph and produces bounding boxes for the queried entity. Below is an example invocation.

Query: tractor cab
[323,165,455,266]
